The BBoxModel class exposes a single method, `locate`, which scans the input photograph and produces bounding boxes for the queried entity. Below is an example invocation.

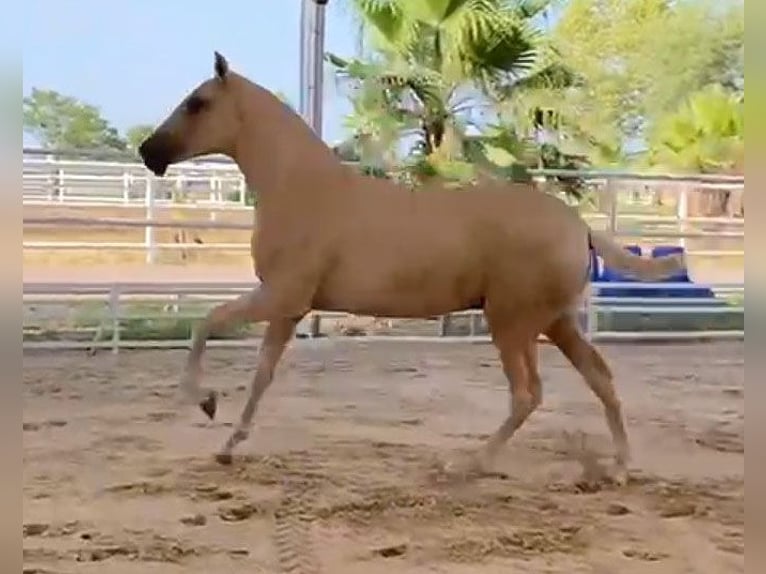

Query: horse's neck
[232,80,347,212]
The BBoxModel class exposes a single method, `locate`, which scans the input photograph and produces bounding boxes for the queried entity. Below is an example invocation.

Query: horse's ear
[214,51,229,81]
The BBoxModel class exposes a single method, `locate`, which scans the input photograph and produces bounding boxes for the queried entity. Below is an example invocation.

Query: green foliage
[461,122,589,197]
[331,0,591,198]
[329,0,568,162]
[553,0,744,155]
[647,84,744,173]
[23,88,127,150]
[24,0,745,196]
[124,124,155,151]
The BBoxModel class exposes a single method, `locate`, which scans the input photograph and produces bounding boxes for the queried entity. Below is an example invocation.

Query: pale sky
[21,0,361,146]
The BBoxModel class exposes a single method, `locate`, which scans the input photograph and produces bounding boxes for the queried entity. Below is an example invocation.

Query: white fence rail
[22,281,745,352]
[23,151,744,348]
[24,153,744,263]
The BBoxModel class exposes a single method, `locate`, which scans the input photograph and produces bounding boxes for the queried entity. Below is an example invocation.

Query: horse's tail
[588,229,686,281]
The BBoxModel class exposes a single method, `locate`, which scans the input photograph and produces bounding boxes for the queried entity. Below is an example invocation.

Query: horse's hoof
[215,452,233,466]
[611,466,629,487]
[199,391,217,420]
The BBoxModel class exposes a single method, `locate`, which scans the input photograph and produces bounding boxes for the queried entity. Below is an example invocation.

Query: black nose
[138,136,169,177]
[137,137,154,162]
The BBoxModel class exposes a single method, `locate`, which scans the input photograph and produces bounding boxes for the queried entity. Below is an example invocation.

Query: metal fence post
[309,313,322,337]
[677,183,689,250]
[584,285,596,340]
[109,284,121,354]
[606,178,618,236]
[122,171,131,203]
[438,314,450,337]
[469,313,482,336]
[56,168,65,202]
[145,177,156,264]
[238,178,247,205]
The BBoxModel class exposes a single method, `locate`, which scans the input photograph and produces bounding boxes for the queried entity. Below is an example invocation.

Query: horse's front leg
[180,281,300,420]
[215,318,297,464]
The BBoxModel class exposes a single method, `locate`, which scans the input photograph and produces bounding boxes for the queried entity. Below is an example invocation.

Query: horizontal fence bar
[582,214,744,224]
[24,216,253,231]
[21,243,744,259]
[592,282,743,289]
[592,296,741,304]
[23,215,746,237]
[20,335,509,351]
[614,230,743,239]
[22,147,745,184]
[22,280,743,294]
[21,330,745,352]
[22,173,746,189]
[23,242,251,250]
[26,242,745,255]
[21,199,747,225]
[23,199,253,211]
[23,174,241,183]
[526,168,744,184]
[23,282,258,294]
[25,294,741,307]
[23,279,744,351]
[597,306,743,314]
[590,330,744,342]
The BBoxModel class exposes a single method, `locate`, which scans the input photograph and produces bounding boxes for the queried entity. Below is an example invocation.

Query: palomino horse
[138,52,685,482]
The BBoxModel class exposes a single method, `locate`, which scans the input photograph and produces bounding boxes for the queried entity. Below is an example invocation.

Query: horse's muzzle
[138,135,174,177]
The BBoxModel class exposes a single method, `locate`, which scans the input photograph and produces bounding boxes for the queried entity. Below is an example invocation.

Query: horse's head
[139,52,241,176]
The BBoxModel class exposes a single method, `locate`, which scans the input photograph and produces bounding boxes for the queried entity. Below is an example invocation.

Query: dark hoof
[199,391,217,420]
[215,453,233,465]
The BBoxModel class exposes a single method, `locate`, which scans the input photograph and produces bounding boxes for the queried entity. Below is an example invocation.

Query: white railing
[23,152,745,264]
[22,281,744,352]
[22,150,744,347]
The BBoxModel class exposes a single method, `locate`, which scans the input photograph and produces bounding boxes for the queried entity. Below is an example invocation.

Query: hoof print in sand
[373,542,408,558]
[623,548,670,562]
[23,523,50,538]
[180,514,207,526]
[218,502,264,522]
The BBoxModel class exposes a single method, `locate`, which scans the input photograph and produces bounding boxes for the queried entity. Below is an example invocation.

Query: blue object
[598,244,645,298]
[590,243,718,304]
[649,245,715,299]
[650,245,690,282]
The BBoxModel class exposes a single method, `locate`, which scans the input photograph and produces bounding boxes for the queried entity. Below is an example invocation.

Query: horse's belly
[312,285,472,317]
[312,256,483,318]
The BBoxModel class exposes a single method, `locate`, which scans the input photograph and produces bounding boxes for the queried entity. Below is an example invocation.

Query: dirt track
[23,340,744,573]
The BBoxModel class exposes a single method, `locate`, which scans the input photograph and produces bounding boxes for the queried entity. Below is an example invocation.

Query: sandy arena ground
[23,340,744,573]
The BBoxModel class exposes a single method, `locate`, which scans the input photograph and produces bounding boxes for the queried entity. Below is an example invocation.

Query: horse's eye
[185,96,208,115]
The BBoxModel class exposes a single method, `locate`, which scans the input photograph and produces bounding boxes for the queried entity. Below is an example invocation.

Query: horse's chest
[251,229,313,280]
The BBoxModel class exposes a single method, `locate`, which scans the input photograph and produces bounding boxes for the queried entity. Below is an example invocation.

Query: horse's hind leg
[546,312,630,484]
[475,327,542,471]
[216,317,297,465]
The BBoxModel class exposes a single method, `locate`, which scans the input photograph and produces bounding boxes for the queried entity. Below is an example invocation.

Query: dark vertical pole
[300,0,327,135]
[311,0,327,137]
[299,0,308,119]
[299,0,313,123]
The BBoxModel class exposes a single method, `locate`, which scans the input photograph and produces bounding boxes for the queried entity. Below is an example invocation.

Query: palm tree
[647,83,744,217]
[328,0,575,180]
[647,84,743,174]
